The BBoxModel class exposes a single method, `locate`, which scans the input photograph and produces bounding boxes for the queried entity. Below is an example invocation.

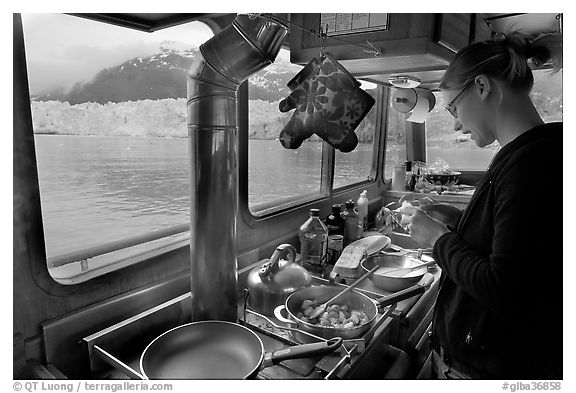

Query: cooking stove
[82,270,435,380]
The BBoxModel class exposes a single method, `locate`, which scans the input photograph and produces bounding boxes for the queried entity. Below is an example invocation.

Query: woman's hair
[440,31,562,92]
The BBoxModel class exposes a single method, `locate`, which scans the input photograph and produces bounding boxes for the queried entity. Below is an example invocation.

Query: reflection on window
[425,69,562,171]
[248,49,325,211]
[22,14,213,282]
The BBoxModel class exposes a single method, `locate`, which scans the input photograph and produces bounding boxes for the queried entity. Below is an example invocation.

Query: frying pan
[274,275,433,342]
[140,320,342,379]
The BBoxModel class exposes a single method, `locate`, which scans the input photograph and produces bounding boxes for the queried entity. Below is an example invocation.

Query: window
[247,49,323,211]
[425,69,563,171]
[248,56,379,212]
[22,14,214,283]
[333,82,378,189]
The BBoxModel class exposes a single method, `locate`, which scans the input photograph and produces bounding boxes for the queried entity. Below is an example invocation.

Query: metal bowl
[361,254,427,292]
[424,172,461,185]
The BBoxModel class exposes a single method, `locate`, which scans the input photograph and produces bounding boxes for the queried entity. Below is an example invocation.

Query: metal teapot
[247,244,312,315]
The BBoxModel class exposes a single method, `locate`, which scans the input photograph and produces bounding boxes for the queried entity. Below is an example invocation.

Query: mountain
[33,42,298,105]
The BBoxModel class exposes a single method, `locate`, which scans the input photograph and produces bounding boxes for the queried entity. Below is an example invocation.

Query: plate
[348,235,391,256]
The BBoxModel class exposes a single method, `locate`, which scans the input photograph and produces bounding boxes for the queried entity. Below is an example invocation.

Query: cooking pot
[274,275,433,342]
[247,244,311,315]
[360,253,431,292]
[140,320,342,379]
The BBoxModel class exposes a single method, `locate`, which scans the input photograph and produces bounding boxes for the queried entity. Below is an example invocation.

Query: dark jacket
[431,122,563,379]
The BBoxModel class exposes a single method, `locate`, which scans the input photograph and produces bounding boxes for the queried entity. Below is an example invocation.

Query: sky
[21,14,216,94]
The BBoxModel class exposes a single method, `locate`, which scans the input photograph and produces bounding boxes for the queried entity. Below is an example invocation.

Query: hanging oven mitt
[278,53,375,152]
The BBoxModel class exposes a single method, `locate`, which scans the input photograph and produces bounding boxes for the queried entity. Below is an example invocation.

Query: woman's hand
[400,205,451,248]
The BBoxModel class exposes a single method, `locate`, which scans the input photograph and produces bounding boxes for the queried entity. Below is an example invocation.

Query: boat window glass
[333,80,378,189]
[247,49,324,210]
[22,14,214,283]
[425,68,562,171]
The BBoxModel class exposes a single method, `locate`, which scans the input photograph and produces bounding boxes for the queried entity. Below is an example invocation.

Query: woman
[402,31,563,379]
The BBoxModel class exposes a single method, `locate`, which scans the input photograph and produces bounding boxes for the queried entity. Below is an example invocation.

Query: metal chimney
[187,14,288,321]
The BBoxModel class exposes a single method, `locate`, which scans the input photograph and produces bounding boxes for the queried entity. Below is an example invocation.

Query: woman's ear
[474,75,492,100]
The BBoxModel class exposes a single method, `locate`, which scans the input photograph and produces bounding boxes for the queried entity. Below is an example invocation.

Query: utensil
[309,264,379,319]
[140,320,342,379]
[274,274,434,342]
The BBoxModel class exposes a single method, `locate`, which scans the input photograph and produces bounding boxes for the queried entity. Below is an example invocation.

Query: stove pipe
[187,15,288,321]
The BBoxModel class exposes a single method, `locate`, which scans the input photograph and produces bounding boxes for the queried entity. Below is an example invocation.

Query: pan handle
[263,337,343,366]
[374,274,435,309]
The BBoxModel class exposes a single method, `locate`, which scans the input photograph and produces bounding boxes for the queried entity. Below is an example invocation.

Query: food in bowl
[296,299,369,328]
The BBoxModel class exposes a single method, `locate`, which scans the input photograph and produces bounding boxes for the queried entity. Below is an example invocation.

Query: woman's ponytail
[441,30,562,92]
[530,33,563,72]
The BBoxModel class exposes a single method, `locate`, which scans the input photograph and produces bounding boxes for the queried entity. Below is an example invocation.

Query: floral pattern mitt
[278,53,375,152]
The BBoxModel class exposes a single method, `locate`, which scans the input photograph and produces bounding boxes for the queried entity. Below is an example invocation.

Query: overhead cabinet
[288,13,491,89]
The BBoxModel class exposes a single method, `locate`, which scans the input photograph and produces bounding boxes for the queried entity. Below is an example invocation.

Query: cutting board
[332,235,390,279]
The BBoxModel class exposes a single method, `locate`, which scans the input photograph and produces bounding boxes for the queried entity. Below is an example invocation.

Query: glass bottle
[298,208,328,272]
[324,204,345,236]
[341,200,360,247]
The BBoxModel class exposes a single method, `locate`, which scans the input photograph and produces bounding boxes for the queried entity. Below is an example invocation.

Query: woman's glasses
[445,79,475,118]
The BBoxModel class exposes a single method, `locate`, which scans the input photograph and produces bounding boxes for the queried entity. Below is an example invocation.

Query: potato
[301,299,314,310]
[303,306,314,317]
[301,301,367,329]
[350,314,359,325]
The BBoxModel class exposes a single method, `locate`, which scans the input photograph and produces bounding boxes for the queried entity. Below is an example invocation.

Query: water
[33,135,494,258]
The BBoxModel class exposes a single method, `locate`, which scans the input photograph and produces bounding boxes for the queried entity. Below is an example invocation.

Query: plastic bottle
[392,164,406,191]
[341,200,360,247]
[356,190,369,233]
[324,204,345,236]
[298,208,328,272]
